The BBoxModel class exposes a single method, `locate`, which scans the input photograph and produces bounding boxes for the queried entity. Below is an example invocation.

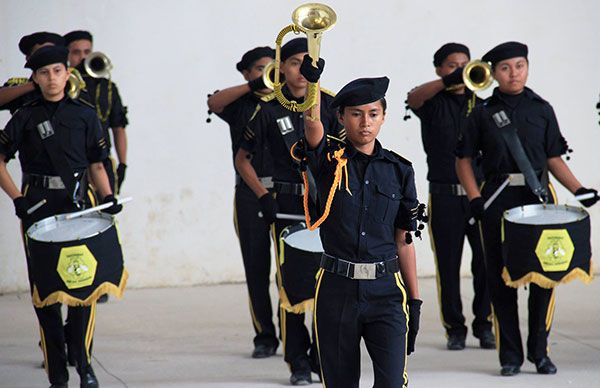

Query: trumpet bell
[67,68,86,99]
[292,3,337,34]
[463,60,493,92]
[84,52,113,79]
[262,61,276,91]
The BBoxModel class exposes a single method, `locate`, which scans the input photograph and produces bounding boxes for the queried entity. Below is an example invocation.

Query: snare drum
[26,212,127,307]
[502,204,592,288]
[279,223,323,310]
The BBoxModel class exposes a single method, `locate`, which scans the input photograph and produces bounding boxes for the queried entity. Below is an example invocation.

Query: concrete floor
[1,277,599,388]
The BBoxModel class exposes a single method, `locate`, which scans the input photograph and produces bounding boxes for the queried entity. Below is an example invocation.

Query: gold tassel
[502,265,593,289]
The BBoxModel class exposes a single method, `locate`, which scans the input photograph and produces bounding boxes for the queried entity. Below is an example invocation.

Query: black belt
[23,173,66,190]
[274,181,304,196]
[429,182,467,196]
[320,253,399,280]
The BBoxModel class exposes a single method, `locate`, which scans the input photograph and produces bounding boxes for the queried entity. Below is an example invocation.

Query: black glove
[248,76,267,92]
[258,193,278,225]
[116,163,127,193]
[101,194,122,215]
[575,187,599,207]
[299,54,325,83]
[469,197,485,221]
[442,67,464,88]
[407,299,422,355]
[13,196,30,219]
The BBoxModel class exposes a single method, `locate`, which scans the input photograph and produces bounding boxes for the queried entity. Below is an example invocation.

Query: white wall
[1,0,599,293]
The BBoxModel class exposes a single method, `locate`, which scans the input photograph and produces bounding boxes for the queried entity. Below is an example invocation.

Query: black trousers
[21,185,97,384]
[480,183,557,366]
[428,192,491,337]
[315,270,409,388]
[271,192,318,372]
[233,183,277,347]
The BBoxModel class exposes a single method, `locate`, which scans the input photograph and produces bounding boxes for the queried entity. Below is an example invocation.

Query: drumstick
[258,211,306,221]
[468,177,511,225]
[64,197,133,220]
[574,192,598,201]
[26,199,47,215]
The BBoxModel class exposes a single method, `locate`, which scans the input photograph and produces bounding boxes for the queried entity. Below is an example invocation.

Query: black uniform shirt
[79,73,128,149]
[306,136,419,262]
[456,87,568,180]
[0,96,108,175]
[215,91,273,177]
[240,85,341,183]
[413,90,483,183]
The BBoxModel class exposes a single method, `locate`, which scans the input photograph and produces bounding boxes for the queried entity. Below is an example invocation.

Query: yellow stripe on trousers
[394,273,409,388]
[313,269,326,387]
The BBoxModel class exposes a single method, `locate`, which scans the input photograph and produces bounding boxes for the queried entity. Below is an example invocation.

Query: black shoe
[97,294,109,303]
[79,365,99,388]
[251,344,277,359]
[528,356,557,374]
[50,384,68,388]
[446,334,466,350]
[475,330,496,349]
[290,370,312,385]
[500,364,521,376]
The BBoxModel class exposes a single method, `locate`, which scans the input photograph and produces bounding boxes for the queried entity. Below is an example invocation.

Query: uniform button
[299,114,303,118]
[365,180,369,184]
[392,193,396,198]
[364,206,368,211]
[361,232,366,236]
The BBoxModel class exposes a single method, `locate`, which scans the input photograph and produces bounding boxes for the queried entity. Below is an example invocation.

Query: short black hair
[338,97,386,115]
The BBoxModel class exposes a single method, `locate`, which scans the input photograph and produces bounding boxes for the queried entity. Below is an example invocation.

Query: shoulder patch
[320,87,336,97]
[260,92,277,102]
[5,77,30,87]
[387,149,412,166]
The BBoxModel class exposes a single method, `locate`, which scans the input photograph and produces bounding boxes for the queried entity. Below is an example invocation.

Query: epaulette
[326,134,346,146]
[260,92,277,102]
[5,77,29,87]
[76,97,96,109]
[248,103,262,122]
[320,87,336,97]
[386,149,412,166]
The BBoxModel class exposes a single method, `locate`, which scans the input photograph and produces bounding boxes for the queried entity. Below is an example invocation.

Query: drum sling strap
[33,109,84,207]
[275,115,318,204]
[492,109,548,202]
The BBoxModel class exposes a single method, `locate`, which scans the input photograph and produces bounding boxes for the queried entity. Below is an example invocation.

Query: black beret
[482,41,528,66]
[18,32,65,56]
[236,46,275,72]
[25,46,69,71]
[330,77,390,109]
[64,30,93,46]
[433,43,470,67]
[281,38,308,62]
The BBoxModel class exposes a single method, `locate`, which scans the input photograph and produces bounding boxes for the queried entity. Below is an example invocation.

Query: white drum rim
[282,224,323,253]
[26,212,115,243]
[503,204,589,225]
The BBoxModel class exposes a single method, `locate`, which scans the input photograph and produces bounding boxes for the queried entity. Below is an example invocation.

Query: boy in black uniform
[407,43,494,350]
[64,30,129,195]
[0,32,65,114]
[0,46,121,388]
[456,41,598,376]
[235,37,341,385]
[303,74,422,388]
[207,46,279,359]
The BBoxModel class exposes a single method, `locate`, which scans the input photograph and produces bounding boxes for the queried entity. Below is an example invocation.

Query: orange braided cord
[303,148,351,231]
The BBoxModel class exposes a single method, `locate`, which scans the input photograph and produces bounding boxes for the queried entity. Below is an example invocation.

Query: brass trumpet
[84,52,113,79]
[67,67,86,99]
[266,3,337,112]
[462,60,493,92]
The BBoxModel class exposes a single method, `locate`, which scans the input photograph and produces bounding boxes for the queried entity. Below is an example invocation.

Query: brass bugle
[67,67,86,99]
[84,52,113,79]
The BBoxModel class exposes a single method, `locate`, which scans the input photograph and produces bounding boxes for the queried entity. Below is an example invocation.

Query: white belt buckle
[508,174,525,186]
[47,176,65,190]
[352,263,376,280]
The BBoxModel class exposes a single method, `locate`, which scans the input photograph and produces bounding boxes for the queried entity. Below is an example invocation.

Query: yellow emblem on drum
[535,229,574,272]
[57,245,98,289]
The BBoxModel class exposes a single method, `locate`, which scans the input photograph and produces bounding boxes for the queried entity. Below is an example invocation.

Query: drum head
[283,227,323,253]
[27,213,114,243]
[504,204,588,226]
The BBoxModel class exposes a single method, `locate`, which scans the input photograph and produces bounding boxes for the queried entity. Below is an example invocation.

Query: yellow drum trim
[31,268,129,307]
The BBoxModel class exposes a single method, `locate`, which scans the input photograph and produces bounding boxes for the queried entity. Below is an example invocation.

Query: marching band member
[207,46,279,359]
[302,72,423,388]
[0,46,122,388]
[407,43,494,351]
[0,32,65,113]
[235,37,341,385]
[456,41,598,376]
